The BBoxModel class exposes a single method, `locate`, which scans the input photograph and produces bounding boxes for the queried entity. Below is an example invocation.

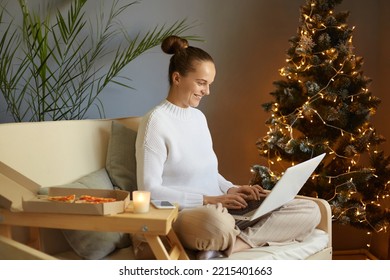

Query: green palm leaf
[0,0,199,121]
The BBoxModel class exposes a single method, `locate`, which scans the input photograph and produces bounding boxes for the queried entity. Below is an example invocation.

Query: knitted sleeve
[218,174,234,194]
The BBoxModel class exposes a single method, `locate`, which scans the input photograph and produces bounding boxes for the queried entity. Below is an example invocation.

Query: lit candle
[132,191,151,213]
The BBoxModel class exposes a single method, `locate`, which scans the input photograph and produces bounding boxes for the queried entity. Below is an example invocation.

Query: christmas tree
[250,0,390,233]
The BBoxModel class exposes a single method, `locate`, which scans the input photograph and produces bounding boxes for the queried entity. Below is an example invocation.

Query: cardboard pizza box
[0,161,40,212]
[22,187,130,215]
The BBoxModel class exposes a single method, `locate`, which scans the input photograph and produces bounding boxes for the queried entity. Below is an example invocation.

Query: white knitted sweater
[135,100,233,209]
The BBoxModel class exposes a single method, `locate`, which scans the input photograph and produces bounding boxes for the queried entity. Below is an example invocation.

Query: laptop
[229,153,326,226]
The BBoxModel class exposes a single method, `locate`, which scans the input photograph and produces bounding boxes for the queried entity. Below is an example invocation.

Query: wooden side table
[0,202,189,260]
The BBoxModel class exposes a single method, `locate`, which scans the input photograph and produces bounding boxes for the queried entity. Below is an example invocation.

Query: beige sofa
[0,117,332,260]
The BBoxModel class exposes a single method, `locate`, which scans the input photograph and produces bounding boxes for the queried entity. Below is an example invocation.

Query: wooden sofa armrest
[0,235,57,260]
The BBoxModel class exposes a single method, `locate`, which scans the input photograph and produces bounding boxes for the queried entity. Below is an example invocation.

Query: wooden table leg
[27,227,41,251]
[0,224,12,238]
[0,224,41,250]
[144,235,170,260]
[166,229,190,260]
[144,230,190,260]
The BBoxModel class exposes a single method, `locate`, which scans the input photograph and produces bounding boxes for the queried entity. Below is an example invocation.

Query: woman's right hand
[203,194,248,209]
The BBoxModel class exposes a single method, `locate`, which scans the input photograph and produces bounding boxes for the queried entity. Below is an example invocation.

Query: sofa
[0,117,332,260]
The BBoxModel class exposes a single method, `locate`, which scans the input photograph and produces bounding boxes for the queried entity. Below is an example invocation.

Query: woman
[135,35,320,259]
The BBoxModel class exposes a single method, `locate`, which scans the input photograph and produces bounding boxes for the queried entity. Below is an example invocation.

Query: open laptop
[229,153,326,225]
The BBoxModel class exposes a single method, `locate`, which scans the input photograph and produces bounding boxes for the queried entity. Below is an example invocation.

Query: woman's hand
[227,184,267,201]
[203,185,267,209]
[203,193,248,209]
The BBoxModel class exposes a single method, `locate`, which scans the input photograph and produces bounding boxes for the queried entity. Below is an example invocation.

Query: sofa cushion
[38,168,114,195]
[38,168,131,260]
[106,121,137,195]
[62,230,130,260]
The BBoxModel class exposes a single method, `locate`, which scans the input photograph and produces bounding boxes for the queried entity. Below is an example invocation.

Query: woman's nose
[203,85,210,95]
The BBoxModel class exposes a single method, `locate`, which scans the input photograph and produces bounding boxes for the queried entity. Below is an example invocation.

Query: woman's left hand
[228,185,267,201]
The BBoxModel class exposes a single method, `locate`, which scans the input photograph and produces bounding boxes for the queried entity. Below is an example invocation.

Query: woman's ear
[172,72,181,86]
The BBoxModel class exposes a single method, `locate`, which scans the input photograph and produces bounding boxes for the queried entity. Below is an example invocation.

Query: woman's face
[171,60,216,108]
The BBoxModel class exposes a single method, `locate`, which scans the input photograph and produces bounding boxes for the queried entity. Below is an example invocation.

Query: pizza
[47,194,76,203]
[46,194,116,204]
[76,195,116,204]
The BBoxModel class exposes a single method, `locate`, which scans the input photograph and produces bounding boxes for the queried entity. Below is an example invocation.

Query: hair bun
[161,35,189,55]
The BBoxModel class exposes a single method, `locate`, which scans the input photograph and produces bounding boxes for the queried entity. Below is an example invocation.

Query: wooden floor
[332,249,378,260]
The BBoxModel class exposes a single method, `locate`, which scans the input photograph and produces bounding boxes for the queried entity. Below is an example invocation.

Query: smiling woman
[135,35,321,260]
[168,60,215,108]
[161,36,216,108]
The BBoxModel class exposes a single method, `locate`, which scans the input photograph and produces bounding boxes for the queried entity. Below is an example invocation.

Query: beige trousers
[173,199,321,256]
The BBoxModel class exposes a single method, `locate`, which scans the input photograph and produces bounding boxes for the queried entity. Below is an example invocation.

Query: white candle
[132,191,151,213]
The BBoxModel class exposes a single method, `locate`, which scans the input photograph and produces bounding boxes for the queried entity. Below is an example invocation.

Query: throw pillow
[38,168,131,260]
[38,168,113,195]
[106,121,138,195]
[62,230,130,260]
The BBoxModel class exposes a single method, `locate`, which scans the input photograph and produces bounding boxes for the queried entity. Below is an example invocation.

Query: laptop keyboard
[227,198,264,215]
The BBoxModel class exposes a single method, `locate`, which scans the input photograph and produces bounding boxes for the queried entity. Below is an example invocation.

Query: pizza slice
[47,194,76,203]
[76,195,116,204]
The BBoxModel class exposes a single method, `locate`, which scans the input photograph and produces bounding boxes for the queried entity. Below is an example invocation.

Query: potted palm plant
[0,0,198,121]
